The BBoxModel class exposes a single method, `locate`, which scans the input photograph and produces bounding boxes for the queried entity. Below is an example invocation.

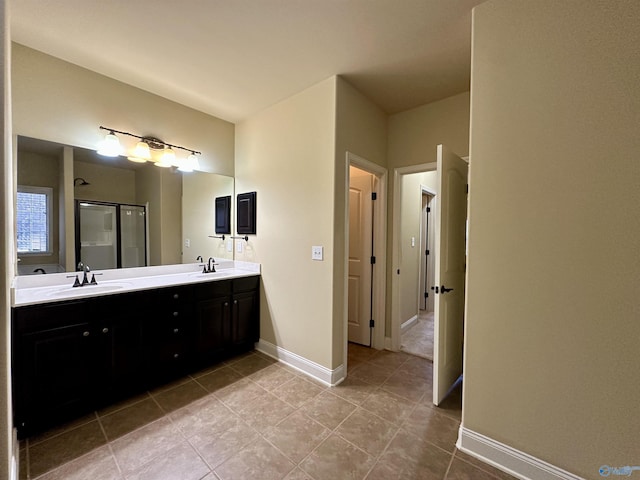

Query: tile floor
[400,310,434,360]
[20,344,516,480]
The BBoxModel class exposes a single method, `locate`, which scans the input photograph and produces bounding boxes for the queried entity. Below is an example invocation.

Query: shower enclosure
[75,200,148,270]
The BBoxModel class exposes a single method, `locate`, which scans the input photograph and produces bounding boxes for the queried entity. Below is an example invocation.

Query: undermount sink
[46,282,133,298]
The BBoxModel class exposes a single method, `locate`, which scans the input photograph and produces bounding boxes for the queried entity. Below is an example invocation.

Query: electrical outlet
[226,240,233,252]
[236,240,243,253]
[411,237,415,247]
[312,246,323,261]
[184,238,190,248]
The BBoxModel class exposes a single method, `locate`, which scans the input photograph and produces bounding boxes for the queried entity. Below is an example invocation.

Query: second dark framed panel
[237,192,256,235]
[214,196,231,234]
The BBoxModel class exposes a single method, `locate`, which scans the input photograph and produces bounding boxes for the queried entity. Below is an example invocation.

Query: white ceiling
[10,0,484,123]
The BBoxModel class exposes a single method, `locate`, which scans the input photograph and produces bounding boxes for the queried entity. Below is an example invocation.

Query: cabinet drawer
[13,300,88,334]
[233,276,259,293]
[195,279,232,300]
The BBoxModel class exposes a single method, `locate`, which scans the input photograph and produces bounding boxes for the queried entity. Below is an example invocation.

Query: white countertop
[12,260,260,307]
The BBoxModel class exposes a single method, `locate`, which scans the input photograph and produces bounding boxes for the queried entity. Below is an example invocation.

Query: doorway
[344,152,387,368]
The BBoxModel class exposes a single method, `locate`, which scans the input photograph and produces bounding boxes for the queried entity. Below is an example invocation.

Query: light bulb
[97,131,122,157]
[178,153,200,172]
[128,141,151,163]
[154,147,175,168]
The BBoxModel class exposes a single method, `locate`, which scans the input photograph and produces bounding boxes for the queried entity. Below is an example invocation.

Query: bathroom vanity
[11,262,260,438]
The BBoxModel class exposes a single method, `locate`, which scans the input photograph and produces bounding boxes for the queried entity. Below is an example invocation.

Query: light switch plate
[184,238,190,248]
[312,246,323,261]
[236,240,243,253]
[226,240,233,252]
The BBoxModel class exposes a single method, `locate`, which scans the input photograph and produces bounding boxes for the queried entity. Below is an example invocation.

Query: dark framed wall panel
[236,192,256,235]
[215,196,231,234]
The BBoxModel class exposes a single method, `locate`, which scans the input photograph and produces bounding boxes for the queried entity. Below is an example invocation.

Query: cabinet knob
[224,302,229,307]
[173,311,179,317]
[173,328,179,334]
[173,353,179,359]
[102,327,109,334]
[234,300,238,305]
[83,331,90,337]
[173,293,179,299]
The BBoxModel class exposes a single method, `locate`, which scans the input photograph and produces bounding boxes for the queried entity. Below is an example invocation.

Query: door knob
[441,285,454,293]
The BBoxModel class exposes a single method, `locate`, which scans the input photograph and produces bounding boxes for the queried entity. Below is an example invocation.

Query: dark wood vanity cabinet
[12,276,259,438]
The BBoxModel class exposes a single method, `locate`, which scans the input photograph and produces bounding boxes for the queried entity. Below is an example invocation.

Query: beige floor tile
[299,434,375,480]
[190,420,258,469]
[331,376,378,405]
[99,397,164,441]
[395,355,434,381]
[335,408,398,457]
[401,402,460,452]
[360,388,416,425]
[284,468,315,480]
[29,420,107,478]
[299,391,357,430]
[235,391,295,432]
[110,417,182,476]
[366,350,411,370]
[227,353,276,376]
[263,411,331,463]
[35,445,121,480]
[445,454,504,479]
[249,364,297,391]
[152,379,209,413]
[97,392,151,417]
[127,440,210,480]
[349,362,395,386]
[28,412,97,446]
[271,376,325,408]
[381,372,431,402]
[170,395,240,440]
[347,343,378,363]
[214,378,268,412]
[453,451,517,480]
[376,428,452,479]
[194,366,243,393]
[214,437,295,480]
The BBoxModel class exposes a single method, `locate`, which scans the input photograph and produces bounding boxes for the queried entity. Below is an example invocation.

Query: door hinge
[426,249,430,256]
[371,192,377,201]
[370,256,376,264]
[426,207,431,213]
[369,319,375,328]
[424,292,428,299]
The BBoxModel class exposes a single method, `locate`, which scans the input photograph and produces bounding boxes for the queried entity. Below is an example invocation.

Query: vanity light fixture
[98,126,201,170]
[97,129,123,157]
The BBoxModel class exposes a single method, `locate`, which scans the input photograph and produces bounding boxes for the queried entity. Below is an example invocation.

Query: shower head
[74,177,90,186]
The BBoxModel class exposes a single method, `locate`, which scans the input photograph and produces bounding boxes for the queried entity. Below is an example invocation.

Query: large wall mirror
[16,135,234,275]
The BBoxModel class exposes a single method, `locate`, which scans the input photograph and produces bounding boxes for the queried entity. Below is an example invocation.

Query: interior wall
[399,171,437,324]
[464,1,640,477]
[386,92,469,337]
[234,77,337,368]
[11,43,235,176]
[334,76,387,363]
[181,173,234,263]
[159,170,182,266]
[73,161,136,204]
[0,0,12,476]
[16,150,60,267]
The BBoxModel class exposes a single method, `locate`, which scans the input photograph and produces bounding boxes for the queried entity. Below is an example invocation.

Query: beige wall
[182,173,234,263]
[334,77,387,364]
[12,44,235,177]
[73,161,136,204]
[464,1,640,477]
[235,77,337,368]
[16,150,60,266]
[399,171,437,324]
[386,93,469,336]
[1,1,12,477]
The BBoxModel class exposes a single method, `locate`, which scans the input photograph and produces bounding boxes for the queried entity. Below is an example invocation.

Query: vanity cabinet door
[231,290,259,348]
[93,292,145,403]
[13,300,96,437]
[194,280,232,364]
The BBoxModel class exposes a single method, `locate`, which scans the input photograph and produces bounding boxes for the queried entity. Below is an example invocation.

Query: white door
[348,170,373,346]
[433,145,468,405]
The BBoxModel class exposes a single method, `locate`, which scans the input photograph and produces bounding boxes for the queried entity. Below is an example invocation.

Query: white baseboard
[457,427,584,480]
[401,315,418,333]
[255,339,346,386]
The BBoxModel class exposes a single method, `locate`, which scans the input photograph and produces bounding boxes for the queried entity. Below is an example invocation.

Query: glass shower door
[78,202,118,270]
[120,205,147,268]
